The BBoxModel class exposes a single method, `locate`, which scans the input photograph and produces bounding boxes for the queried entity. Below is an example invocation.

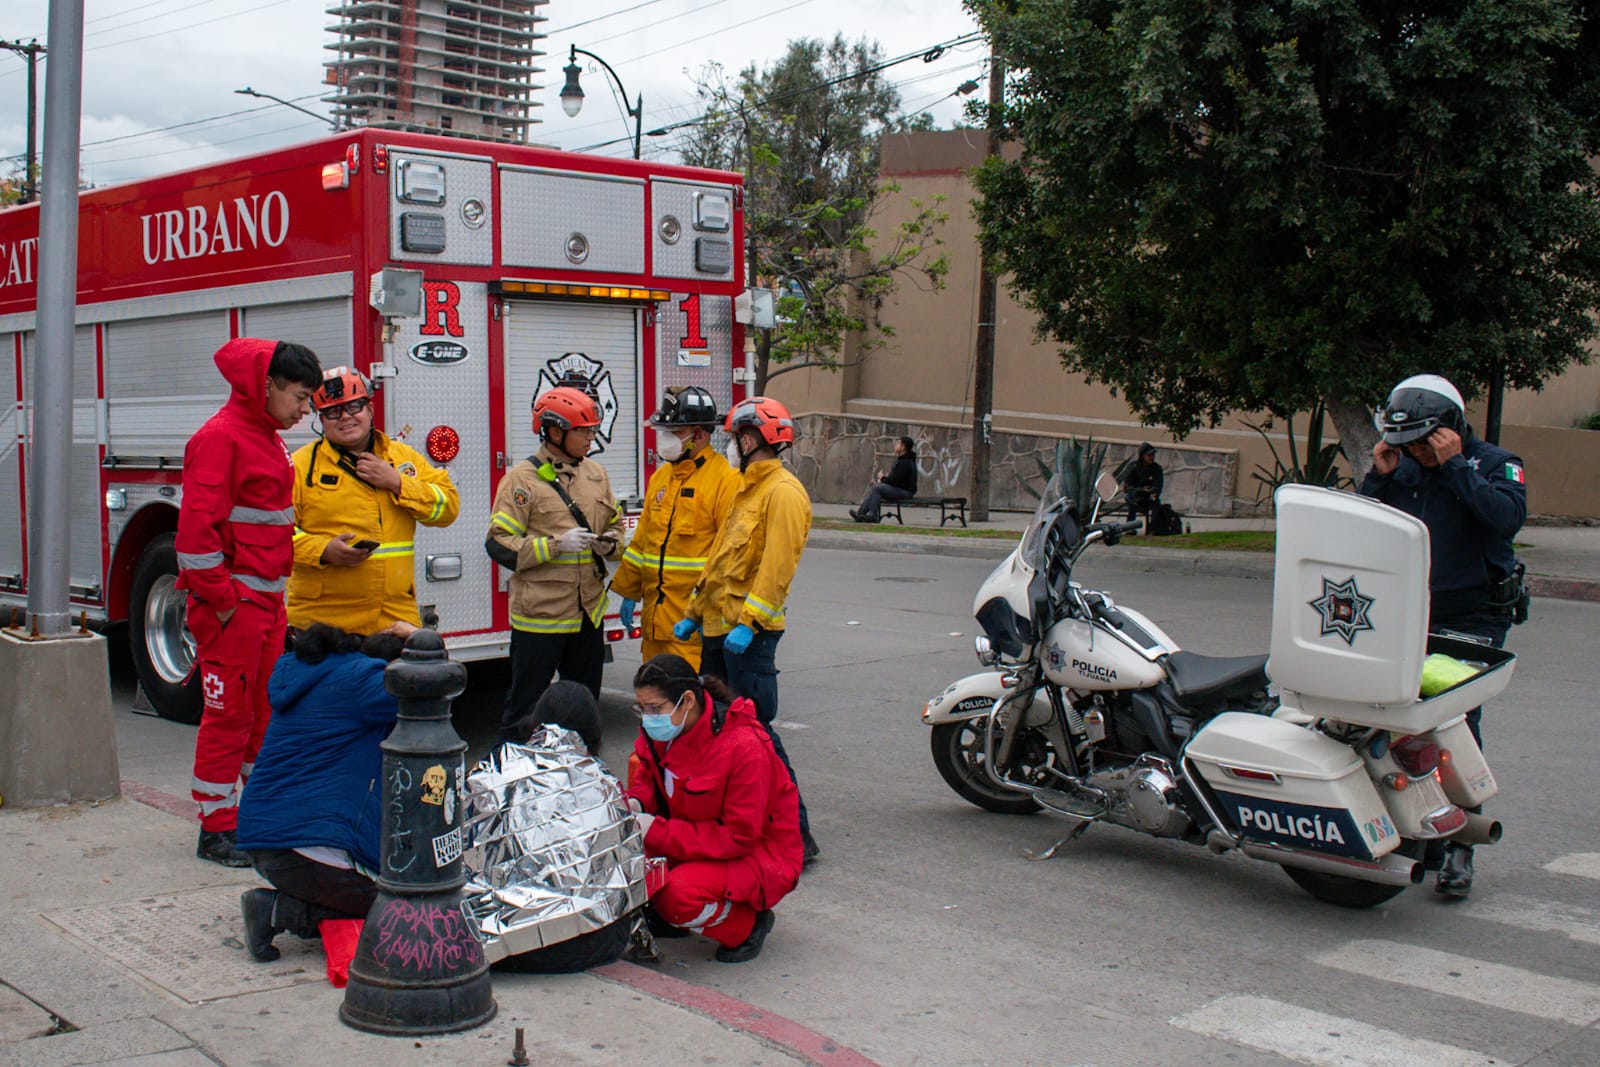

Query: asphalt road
[109,543,1600,1066]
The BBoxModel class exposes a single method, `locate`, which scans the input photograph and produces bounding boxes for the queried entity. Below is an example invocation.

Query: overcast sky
[0,0,984,187]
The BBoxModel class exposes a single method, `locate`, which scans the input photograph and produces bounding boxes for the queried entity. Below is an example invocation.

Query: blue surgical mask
[641,694,687,742]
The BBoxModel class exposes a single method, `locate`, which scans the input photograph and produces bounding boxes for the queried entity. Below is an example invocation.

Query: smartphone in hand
[353,539,380,552]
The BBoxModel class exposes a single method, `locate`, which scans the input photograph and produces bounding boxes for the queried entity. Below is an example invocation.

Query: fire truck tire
[129,532,203,725]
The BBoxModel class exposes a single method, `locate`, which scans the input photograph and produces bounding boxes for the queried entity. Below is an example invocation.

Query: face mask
[640,694,688,743]
[725,439,745,470]
[656,431,689,463]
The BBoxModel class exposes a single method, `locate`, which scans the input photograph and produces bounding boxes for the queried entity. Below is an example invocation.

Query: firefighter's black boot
[240,889,283,962]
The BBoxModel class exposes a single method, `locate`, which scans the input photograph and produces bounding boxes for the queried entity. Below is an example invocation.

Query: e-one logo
[139,191,290,265]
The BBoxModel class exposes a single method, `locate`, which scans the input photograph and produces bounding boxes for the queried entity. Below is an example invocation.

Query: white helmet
[1375,374,1466,445]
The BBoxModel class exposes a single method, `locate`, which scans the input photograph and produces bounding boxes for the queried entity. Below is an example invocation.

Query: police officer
[288,366,460,635]
[486,386,623,743]
[1360,373,1527,899]
[611,386,741,669]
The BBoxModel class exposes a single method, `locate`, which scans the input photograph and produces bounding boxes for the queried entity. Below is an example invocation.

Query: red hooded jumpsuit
[176,339,296,832]
[626,694,802,948]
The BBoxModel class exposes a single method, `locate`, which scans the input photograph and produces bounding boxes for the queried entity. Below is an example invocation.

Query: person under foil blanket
[460,682,647,972]
[625,654,803,964]
[235,621,411,962]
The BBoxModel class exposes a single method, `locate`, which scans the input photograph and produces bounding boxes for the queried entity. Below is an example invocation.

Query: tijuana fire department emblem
[536,353,618,455]
[1308,576,1375,646]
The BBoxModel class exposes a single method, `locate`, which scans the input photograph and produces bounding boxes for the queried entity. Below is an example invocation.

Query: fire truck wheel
[129,532,203,725]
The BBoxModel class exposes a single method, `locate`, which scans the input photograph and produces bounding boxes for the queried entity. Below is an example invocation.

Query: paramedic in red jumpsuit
[624,654,802,963]
[177,338,322,866]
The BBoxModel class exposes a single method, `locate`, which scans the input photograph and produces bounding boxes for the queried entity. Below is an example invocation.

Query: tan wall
[766,130,1600,519]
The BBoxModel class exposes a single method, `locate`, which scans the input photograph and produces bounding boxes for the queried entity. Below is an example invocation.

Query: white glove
[555,527,596,553]
[634,811,655,835]
[626,797,643,814]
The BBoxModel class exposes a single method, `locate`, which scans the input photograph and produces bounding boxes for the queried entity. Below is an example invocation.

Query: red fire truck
[0,129,747,722]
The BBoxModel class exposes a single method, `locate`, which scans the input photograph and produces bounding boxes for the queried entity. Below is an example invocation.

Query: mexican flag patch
[1505,462,1525,485]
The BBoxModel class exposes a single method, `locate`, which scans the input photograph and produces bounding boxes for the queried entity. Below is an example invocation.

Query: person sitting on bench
[851,436,918,523]
[1124,442,1164,532]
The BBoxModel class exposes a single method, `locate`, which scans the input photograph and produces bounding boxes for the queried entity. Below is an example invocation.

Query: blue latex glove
[672,617,700,640]
[723,623,755,654]
[619,598,637,629]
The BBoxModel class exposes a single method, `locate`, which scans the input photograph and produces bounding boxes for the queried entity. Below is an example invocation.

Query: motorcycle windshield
[1020,474,1082,572]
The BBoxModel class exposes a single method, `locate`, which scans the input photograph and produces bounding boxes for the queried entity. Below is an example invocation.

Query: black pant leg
[251,849,378,934]
[558,615,606,700]
[501,630,563,743]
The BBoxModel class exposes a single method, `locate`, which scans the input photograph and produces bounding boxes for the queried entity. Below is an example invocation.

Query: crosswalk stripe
[1472,894,1600,946]
[1171,995,1495,1067]
[1317,940,1600,1025]
[1545,853,1600,881]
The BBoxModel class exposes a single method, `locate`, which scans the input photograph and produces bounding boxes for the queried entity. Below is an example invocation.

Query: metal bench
[882,497,969,528]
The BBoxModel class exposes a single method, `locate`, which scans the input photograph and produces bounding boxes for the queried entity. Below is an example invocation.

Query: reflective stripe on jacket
[287,431,460,632]
[485,447,623,633]
[687,458,811,637]
[610,447,741,643]
[174,338,296,615]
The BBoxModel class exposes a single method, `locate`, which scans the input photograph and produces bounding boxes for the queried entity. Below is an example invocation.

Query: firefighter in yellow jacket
[287,367,460,634]
[486,385,623,743]
[673,395,818,864]
[611,386,741,669]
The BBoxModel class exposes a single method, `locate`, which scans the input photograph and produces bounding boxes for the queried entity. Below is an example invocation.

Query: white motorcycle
[923,475,1510,907]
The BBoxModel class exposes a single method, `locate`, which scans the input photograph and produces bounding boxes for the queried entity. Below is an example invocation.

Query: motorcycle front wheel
[1278,841,1426,909]
[930,721,1041,815]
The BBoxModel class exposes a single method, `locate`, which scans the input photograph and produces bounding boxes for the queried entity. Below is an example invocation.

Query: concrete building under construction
[323,0,546,143]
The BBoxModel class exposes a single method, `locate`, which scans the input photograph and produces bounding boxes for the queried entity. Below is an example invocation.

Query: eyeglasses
[320,397,370,420]
[630,697,677,718]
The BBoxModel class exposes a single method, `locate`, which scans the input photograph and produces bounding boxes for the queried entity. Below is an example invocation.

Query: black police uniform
[1358,433,1527,746]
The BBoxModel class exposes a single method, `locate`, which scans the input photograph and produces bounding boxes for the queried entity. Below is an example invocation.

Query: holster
[1486,561,1530,625]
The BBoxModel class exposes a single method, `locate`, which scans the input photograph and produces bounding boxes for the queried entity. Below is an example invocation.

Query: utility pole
[968,49,1004,522]
[0,39,46,204]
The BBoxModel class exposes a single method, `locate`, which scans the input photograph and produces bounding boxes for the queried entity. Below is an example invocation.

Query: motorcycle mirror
[1094,472,1119,501]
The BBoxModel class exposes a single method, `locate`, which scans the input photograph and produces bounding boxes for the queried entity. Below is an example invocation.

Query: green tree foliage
[679,36,949,391]
[969,0,1600,471]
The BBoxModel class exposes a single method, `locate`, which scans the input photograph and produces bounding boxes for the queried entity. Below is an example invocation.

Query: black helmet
[1376,374,1466,445]
[647,385,719,428]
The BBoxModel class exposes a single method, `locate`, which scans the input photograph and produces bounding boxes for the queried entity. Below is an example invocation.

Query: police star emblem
[1308,576,1375,646]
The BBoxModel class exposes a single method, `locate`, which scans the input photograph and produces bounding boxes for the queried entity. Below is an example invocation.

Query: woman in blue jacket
[235,622,408,962]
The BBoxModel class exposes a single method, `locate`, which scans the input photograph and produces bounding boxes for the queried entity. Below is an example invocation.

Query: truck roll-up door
[0,333,21,587]
[504,300,641,503]
[104,311,229,462]
[241,298,353,453]
[22,326,102,595]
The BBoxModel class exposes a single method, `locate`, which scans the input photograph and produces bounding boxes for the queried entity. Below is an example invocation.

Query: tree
[679,36,949,391]
[970,0,1600,477]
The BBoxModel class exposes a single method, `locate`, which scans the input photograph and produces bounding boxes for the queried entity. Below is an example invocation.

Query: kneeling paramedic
[625,654,802,963]
[1361,373,1528,900]
[287,366,460,635]
[486,385,623,743]
[610,386,740,670]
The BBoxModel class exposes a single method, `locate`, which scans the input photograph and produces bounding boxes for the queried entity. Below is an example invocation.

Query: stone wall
[789,414,1240,515]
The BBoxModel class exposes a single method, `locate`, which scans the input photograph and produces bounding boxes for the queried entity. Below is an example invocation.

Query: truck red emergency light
[0,129,748,723]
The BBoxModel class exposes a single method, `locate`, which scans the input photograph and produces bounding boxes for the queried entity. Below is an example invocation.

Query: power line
[0,0,295,79]
[0,92,324,164]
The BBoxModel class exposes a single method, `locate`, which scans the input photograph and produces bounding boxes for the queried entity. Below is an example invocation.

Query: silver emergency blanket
[461,726,647,963]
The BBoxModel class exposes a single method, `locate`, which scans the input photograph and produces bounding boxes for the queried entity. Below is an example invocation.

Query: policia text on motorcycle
[287,366,461,635]
[1360,372,1528,900]
[485,385,624,744]
[611,386,741,670]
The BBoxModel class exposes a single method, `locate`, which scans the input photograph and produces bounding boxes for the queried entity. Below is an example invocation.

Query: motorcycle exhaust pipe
[1450,812,1503,846]
[1241,842,1424,888]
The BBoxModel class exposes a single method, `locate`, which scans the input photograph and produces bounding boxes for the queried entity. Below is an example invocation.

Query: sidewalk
[0,790,870,1067]
[808,503,1600,602]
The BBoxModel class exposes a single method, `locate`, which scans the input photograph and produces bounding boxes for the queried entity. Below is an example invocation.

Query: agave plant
[1243,401,1351,501]
[1019,436,1110,517]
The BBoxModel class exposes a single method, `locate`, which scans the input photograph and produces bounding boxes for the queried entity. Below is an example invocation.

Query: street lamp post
[234,87,338,132]
[559,45,642,160]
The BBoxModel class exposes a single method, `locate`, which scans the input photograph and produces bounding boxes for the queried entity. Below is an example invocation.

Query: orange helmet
[534,385,603,434]
[312,366,371,411]
[725,396,795,448]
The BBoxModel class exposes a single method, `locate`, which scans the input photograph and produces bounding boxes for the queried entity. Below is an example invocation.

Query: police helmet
[1375,374,1466,445]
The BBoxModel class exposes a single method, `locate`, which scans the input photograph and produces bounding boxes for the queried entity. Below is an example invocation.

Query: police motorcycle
[922,474,1511,907]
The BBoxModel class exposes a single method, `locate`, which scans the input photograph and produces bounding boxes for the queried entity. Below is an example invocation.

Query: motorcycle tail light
[1392,739,1442,777]
[1424,805,1468,835]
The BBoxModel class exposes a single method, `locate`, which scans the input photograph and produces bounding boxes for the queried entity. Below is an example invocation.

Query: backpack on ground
[1150,503,1184,537]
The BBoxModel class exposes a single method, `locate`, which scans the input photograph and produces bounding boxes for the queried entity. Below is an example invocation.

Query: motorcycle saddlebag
[1185,712,1399,862]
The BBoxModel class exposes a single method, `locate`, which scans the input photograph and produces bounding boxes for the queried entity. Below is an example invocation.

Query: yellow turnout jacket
[687,457,811,637]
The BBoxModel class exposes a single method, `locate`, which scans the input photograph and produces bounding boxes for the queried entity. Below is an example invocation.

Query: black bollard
[340,629,496,1035]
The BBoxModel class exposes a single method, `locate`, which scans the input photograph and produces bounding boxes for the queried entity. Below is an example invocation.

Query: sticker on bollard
[341,629,496,1035]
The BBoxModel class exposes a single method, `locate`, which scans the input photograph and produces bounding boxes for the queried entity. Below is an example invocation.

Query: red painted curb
[120,780,196,821]
[593,960,879,1067]
[1528,576,1600,604]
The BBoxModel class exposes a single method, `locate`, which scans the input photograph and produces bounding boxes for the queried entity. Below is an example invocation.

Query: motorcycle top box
[1186,713,1400,862]
[1266,486,1514,732]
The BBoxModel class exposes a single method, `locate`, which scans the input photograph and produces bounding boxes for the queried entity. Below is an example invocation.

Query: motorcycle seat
[1160,651,1270,703]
